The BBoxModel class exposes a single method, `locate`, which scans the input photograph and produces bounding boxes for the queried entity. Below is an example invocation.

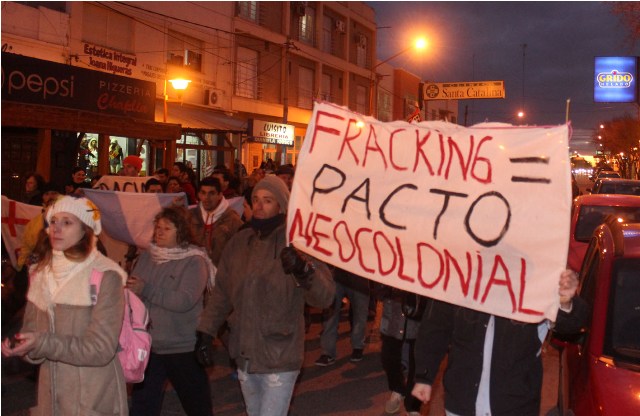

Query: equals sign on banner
[509,157,551,184]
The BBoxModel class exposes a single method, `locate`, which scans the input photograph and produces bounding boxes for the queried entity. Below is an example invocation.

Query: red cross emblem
[1,200,31,237]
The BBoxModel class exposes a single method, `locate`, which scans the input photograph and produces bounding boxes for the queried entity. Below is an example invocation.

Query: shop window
[237,1,258,22]
[236,47,259,99]
[167,30,203,72]
[82,3,133,53]
[298,66,314,109]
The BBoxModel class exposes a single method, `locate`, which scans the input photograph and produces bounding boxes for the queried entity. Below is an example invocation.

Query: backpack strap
[90,269,104,306]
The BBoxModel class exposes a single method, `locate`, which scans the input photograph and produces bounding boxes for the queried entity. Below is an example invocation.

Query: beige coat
[23,261,128,416]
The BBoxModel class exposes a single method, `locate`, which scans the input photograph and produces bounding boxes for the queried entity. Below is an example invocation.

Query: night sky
[368,1,639,140]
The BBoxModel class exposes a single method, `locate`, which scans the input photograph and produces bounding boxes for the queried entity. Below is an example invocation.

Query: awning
[155,102,248,133]
[2,101,182,141]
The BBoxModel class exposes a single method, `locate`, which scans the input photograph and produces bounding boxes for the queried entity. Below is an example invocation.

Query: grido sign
[249,119,295,146]
[288,102,572,323]
[1,52,155,120]
[593,56,638,103]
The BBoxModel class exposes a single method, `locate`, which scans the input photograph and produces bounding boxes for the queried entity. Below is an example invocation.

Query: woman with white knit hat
[1,195,129,415]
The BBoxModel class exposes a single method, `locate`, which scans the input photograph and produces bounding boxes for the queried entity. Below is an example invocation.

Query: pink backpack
[90,270,151,383]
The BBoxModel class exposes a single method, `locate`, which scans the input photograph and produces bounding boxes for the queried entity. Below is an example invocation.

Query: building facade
[2,1,457,200]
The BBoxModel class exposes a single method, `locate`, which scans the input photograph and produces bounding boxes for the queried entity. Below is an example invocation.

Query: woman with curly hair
[127,205,216,416]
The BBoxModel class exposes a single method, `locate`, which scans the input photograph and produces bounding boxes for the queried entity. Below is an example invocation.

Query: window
[237,1,257,22]
[356,85,367,114]
[236,47,258,99]
[299,6,315,45]
[321,73,332,101]
[82,3,133,52]
[356,34,367,68]
[321,15,333,54]
[378,91,392,121]
[298,66,314,109]
[167,31,203,71]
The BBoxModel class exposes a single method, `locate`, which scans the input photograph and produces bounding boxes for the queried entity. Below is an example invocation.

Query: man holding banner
[286,101,591,416]
[411,269,587,416]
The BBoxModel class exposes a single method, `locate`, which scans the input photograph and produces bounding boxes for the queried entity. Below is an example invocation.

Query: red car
[567,194,640,271]
[558,219,640,415]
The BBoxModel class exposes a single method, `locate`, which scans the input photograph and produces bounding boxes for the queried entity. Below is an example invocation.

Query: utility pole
[278,37,292,166]
[521,43,527,116]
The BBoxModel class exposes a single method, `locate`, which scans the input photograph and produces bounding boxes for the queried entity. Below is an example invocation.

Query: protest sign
[93,175,150,192]
[288,102,572,323]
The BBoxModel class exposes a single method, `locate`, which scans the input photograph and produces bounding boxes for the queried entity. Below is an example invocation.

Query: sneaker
[314,354,335,366]
[350,348,364,362]
[385,391,404,414]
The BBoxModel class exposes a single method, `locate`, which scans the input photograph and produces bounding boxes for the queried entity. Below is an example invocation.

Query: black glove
[195,331,215,367]
[280,246,314,288]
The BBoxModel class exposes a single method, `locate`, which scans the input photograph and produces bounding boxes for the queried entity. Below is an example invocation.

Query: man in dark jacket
[196,175,335,416]
[412,269,588,416]
[189,177,243,267]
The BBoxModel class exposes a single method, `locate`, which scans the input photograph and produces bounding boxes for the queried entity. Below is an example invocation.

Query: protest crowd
[2,114,588,416]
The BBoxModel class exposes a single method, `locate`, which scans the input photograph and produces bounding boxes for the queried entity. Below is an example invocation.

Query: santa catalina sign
[288,102,572,323]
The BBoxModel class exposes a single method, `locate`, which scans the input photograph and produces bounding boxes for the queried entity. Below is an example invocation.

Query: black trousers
[380,334,422,413]
[130,351,213,416]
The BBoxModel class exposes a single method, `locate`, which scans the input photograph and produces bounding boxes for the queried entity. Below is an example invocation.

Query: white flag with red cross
[1,196,42,269]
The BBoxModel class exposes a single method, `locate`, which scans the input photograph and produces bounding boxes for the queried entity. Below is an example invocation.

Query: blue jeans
[320,280,370,358]
[237,369,300,416]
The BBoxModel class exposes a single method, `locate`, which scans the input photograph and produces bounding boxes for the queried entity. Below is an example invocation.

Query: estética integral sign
[288,102,572,324]
[249,119,295,146]
[1,52,155,120]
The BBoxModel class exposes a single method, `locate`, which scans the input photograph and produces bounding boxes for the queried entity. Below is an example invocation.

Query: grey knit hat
[252,175,290,214]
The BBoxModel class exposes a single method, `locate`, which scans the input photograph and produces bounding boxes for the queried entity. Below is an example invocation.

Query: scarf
[200,197,229,225]
[149,243,217,290]
[27,247,127,312]
[250,214,286,238]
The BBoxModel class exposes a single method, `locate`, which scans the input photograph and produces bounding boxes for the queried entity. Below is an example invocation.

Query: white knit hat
[46,196,102,235]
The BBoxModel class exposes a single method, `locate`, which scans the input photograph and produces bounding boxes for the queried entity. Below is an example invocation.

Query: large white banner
[288,102,572,323]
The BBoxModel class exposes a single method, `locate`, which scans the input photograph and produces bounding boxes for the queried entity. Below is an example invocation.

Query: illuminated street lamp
[370,37,427,116]
[163,78,191,123]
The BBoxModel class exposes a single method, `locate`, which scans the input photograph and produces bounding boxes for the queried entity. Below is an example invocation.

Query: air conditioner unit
[204,89,223,108]
[335,19,346,33]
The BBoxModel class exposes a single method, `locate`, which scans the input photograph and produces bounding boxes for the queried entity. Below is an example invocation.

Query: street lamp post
[370,38,427,117]
[163,78,191,123]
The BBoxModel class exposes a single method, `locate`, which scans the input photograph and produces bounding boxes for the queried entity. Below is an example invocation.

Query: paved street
[2,306,561,415]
